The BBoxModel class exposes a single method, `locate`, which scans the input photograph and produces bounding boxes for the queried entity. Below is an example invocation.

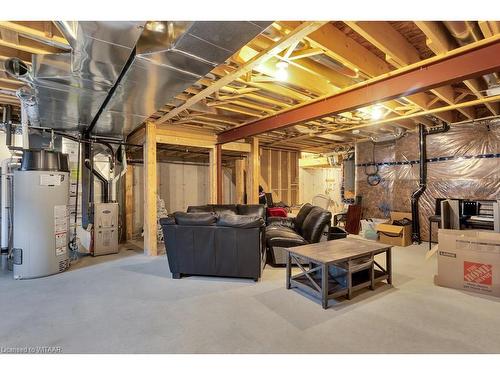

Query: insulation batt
[355,120,500,241]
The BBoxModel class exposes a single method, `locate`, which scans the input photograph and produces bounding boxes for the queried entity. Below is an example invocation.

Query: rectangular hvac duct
[18,21,271,138]
[93,21,271,137]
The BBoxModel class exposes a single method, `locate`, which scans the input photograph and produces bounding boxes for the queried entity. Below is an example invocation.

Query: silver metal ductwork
[5,21,271,138]
[93,21,271,137]
[5,22,146,134]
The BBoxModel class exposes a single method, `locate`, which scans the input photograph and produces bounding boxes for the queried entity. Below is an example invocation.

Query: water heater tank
[13,149,70,279]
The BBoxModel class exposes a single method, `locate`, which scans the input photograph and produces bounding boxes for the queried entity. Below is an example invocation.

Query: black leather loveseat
[160,207,266,281]
[266,203,332,266]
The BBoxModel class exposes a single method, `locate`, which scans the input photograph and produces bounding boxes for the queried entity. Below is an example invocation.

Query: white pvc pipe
[1,157,20,250]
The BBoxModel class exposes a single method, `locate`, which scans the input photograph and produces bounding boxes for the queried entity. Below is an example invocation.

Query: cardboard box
[437,229,500,297]
[376,211,412,247]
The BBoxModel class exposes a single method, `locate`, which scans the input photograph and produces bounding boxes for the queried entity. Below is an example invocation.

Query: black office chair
[428,198,445,250]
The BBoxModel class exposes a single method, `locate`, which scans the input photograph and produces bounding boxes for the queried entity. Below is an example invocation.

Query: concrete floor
[1,239,500,354]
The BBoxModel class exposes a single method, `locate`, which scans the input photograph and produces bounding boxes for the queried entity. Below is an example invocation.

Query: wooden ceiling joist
[154,21,328,126]
[0,22,70,50]
[218,38,500,143]
[415,20,499,116]
[346,21,476,120]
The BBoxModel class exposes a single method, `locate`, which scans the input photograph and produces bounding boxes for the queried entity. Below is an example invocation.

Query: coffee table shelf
[285,238,392,309]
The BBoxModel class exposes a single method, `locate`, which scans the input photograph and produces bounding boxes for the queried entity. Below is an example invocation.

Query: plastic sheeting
[355,120,500,241]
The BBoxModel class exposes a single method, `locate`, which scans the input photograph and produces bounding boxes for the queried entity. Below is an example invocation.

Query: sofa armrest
[267,216,295,229]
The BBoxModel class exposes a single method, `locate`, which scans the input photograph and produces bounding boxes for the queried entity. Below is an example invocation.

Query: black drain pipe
[80,47,136,229]
[411,122,450,243]
[81,136,93,229]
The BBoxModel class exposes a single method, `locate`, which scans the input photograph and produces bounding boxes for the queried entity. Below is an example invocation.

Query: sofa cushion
[212,204,238,216]
[294,203,314,234]
[266,224,298,235]
[237,204,266,220]
[301,206,332,243]
[217,214,264,228]
[187,205,213,213]
[266,227,308,248]
[267,216,295,230]
[159,216,176,226]
[173,212,217,226]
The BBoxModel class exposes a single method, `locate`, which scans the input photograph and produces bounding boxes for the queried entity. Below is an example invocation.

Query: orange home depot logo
[464,261,493,285]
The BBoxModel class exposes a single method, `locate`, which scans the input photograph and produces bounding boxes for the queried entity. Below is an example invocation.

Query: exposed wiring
[365,142,381,186]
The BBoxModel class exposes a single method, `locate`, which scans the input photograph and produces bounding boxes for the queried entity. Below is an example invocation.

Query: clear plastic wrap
[355,120,500,241]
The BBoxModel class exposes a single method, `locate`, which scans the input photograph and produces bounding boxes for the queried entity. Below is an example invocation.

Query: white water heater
[12,150,70,279]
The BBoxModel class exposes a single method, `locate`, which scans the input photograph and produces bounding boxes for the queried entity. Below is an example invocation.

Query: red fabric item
[267,207,288,218]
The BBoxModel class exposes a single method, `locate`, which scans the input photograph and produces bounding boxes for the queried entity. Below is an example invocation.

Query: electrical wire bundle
[365,142,381,186]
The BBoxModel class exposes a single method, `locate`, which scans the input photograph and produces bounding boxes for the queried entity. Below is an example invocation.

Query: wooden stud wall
[260,147,299,205]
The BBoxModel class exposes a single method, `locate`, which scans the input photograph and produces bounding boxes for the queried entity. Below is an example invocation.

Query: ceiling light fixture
[275,61,289,81]
[371,105,384,121]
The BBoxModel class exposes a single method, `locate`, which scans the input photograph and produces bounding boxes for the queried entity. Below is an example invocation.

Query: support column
[235,159,245,204]
[216,144,223,204]
[247,137,260,204]
[143,122,157,256]
[208,146,221,204]
[125,164,134,241]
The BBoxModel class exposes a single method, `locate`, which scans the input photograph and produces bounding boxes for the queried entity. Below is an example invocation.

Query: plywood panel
[270,149,280,199]
[259,148,300,206]
[299,166,343,214]
[281,151,289,204]
[133,166,144,236]
[132,161,235,230]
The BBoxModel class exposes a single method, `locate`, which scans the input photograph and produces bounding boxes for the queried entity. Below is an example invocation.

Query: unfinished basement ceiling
[1,21,271,138]
[1,21,500,151]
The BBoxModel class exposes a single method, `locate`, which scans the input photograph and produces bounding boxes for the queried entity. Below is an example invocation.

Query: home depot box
[376,211,412,247]
[437,229,500,297]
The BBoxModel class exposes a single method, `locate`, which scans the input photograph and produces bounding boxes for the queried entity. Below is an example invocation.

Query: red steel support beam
[218,39,500,143]
[216,143,223,204]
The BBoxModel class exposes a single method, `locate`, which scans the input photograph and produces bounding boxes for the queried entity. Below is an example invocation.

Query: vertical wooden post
[143,122,157,256]
[287,152,292,205]
[247,137,260,204]
[216,143,223,204]
[277,150,282,202]
[125,164,134,241]
[235,159,245,204]
[208,146,218,204]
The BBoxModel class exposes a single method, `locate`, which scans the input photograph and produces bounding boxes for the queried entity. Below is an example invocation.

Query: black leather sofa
[160,207,266,281]
[186,204,266,221]
[266,203,332,266]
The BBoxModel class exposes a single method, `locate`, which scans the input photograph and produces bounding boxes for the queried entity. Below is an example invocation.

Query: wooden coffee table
[285,238,393,309]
